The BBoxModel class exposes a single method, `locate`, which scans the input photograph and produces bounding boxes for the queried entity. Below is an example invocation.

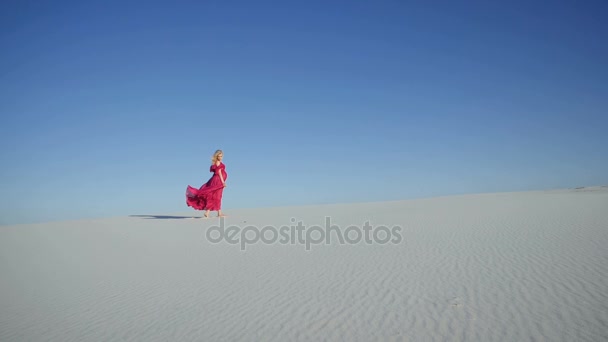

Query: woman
[186,149,228,218]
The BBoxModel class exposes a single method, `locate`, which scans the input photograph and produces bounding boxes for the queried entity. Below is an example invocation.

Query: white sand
[1,186,607,341]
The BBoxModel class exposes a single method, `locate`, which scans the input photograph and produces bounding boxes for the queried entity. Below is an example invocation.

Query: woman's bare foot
[203,211,210,219]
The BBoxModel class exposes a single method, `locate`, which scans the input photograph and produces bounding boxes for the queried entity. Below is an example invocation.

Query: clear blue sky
[1,0,607,225]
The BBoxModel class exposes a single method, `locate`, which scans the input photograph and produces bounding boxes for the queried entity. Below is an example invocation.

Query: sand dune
[1,187,607,341]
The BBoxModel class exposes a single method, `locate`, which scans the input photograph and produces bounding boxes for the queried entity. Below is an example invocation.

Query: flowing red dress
[186,162,227,211]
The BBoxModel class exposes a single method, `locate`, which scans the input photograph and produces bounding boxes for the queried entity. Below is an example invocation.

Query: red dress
[186,162,227,211]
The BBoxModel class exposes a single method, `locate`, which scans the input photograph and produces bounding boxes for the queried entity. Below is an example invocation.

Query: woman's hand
[223,183,227,187]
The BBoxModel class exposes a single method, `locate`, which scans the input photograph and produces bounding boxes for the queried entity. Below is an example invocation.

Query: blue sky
[1,0,607,225]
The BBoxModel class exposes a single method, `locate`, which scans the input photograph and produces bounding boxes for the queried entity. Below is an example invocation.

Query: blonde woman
[186,149,228,218]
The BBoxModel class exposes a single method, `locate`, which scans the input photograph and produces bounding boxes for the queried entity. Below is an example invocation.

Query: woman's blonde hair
[211,149,223,164]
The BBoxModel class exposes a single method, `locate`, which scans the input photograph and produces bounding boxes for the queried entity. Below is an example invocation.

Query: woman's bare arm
[217,162,226,185]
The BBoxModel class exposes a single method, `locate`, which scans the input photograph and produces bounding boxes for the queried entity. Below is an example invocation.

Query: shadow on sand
[129,215,200,220]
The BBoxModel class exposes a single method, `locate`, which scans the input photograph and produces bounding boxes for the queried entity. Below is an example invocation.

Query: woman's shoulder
[211,161,224,169]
